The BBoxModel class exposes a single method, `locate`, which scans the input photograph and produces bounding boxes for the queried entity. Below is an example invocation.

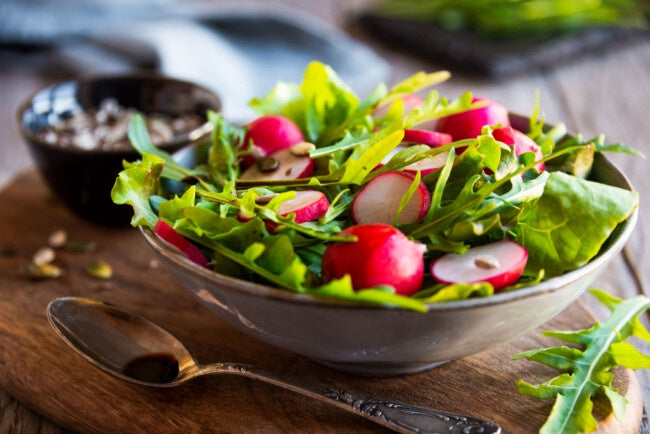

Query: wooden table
[1,0,649,431]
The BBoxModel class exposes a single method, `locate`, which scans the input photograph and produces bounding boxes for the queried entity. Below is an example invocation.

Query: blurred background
[1,0,649,429]
[2,0,648,186]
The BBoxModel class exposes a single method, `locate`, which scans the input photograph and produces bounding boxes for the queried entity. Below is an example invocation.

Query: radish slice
[430,239,528,290]
[276,190,329,223]
[436,97,510,140]
[403,129,452,147]
[240,115,304,167]
[153,220,209,267]
[379,145,450,177]
[493,126,545,172]
[238,147,314,181]
[238,190,329,232]
[322,224,426,296]
[352,172,431,225]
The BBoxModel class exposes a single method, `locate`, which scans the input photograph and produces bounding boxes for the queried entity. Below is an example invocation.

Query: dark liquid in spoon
[122,353,179,383]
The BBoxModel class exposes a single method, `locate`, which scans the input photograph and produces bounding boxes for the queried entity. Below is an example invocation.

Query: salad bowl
[139,115,637,376]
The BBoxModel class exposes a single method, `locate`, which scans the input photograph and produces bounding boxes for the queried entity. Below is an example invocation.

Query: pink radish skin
[493,126,545,172]
[430,239,528,290]
[153,220,209,267]
[436,97,510,140]
[373,94,424,119]
[238,190,329,233]
[241,115,304,167]
[322,224,426,296]
[379,145,450,177]
[352,171,431,225]
[238,147,314,181]
[373,94,436,130]
[402,129,452,147]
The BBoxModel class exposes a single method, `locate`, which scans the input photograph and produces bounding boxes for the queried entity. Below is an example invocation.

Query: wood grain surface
[0,170,643,433]
[1,0,649,431]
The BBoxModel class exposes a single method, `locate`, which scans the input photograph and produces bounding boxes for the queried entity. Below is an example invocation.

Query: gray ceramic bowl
[17,74,221,225]
[140,117,637,376]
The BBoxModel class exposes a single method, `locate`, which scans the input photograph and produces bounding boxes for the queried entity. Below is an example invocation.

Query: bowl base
[312,358,449,376]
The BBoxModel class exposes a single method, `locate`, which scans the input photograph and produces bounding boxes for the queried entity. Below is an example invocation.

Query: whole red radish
[238,146,315,181]
[352,172,431,225]
[493,126,545,172]
[436,97,510,140]
[153,220,209,267]
[322,224,426,296]
[241,115,304,167]
[430,239,528,290]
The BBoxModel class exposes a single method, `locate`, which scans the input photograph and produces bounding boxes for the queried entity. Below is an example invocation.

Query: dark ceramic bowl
[17,74,221,225]
[140,115,637,375]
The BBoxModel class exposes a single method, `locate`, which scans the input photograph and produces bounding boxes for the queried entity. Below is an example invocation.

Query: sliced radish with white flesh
[402,129,452,147]
[322,224,426,296]
[430,239,528,290]
[237,190,329,232]
[276,190,329,223]
[238,146,315,181]
[379,145,450,177]
[493,126,545,172]
[240,115,304,167]
[153,220,209,267]
[352,171,431,225]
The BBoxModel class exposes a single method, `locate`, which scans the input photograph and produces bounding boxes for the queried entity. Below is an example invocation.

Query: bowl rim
[15,72,221,154]
[139,153,638,314]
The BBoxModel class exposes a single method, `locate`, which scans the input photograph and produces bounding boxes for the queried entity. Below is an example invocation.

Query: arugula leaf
[513,172,638,277]
[111,153,164,228]
[514,289,650,434]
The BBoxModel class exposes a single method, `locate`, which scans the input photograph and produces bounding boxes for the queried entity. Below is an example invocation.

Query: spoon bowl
[47,297,500,433]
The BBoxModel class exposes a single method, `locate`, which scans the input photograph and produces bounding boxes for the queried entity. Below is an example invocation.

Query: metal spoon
[47,297,501,434]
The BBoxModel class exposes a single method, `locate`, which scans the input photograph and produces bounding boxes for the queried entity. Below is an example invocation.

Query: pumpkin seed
[86,260,113,279]
[474,255,500,270]
[33,247,56,266]
[64,240,97,253]
[23,263,63,279]
[257,156,279,172]
[289,141,315,156]
[48,229,68,248]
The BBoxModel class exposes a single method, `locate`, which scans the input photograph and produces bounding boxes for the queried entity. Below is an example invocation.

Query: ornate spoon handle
[203,363,501,434]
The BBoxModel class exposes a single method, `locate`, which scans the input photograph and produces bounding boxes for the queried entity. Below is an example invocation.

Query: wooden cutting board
[0,170,643,433]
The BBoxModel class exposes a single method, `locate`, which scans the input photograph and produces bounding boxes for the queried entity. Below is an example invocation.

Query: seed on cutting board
[23,263,63,279]
[33,247,56,266]
[48,229,68,248]
[257,156,280,172]
[474,255,500,270]
[289,141,315,156]
[64,239,97,253]
[86,260,113,279]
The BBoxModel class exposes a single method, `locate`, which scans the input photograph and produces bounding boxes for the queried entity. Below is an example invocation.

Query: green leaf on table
[514,289,650,434]
[111,153,164,228]
[513,171,638,277]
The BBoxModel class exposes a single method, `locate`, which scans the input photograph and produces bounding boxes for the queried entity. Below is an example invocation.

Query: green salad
[112,61,639,312]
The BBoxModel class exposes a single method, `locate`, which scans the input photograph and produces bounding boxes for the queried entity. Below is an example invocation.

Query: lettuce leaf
[513,172,638,277]
[111,153,164,228]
